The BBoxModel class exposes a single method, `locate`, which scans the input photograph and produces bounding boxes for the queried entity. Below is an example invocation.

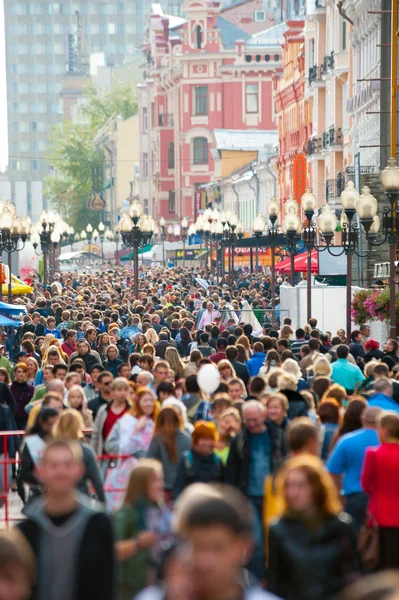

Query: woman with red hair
[173,420,223,498]
[364,339,385,363]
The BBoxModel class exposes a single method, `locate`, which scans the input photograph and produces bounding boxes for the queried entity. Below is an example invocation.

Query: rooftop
[213,129,278,154]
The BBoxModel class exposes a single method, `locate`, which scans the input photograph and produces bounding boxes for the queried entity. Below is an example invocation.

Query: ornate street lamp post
[31,211,65,289]
[98,221,105,263]
[0,202,30,303]
[120,201,156,297]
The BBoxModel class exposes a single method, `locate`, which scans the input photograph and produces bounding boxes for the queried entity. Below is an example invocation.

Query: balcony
[306,136,322,156]
[326,173,343,203]
[322,126,343,150]
[308,64,324,85]
[322,51,335,75]
[158,113,174,127]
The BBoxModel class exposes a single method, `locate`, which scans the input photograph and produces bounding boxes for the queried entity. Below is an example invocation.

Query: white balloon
[197,363,221,395]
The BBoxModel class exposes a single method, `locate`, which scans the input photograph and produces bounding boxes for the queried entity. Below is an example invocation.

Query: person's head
[350,329,362,344]
[85,328,97,343]
[277,454,341,515]
[67,385,86,410]
[228,378,246,401]
[321,383,346,407]
[216,338,227,352]
[317,401,340,425]
[13,363,28,384]
[0,368,10,385]
[0,530,35,600]
[76,339,90,355]
[177,487,253,596]
[185,374,200,395]
[136,370,155,388]
[138,354,155,372]
[134,388,158,419]
[373,376,393,398]
[53,409,84,441]
[189,349,202,365]
[361,406,382,429]
[66,329,77,344]
[264,393,288,426]
[308,338,320,352]
[192,421,218,455]
[383,338,399,354]
[124,459,164,506]
[37,440,84,497]
[242,400,266,434]
[110,377,130,403]
[30,406,60,436]
[53,364,67,381]
[97,371,113,397]
[373,363,390,380]
[217,359,235,381]
[286,417,319,456]
[154,361,170,384]
[117,363,131,379]
[378,411,399,443]
[106,345,118,361]
[295,328,305,340]
[313,357,332,378]
[277,372,298,392]
[218,408,241,438]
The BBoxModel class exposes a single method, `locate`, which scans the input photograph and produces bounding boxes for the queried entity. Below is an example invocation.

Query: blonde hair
[277,372,298,392]
[53,409,85,440]
[264,392,289,412]
[124,459,163,505]
[145,329,159,345]
[313,357,332,377]
[218,359,236,378]
[111,377,130,391]
[165,347,185,379]
[282,358,301,379]
[277,454,342,516]
[67,385,86,408]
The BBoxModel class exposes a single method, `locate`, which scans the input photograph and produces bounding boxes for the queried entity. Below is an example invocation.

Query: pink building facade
[137,0,284,225]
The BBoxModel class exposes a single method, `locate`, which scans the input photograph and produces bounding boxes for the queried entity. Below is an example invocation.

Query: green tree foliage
[43,82,137,231]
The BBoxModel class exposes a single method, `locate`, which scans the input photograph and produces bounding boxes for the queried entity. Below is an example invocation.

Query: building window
[195,86,208,115]
[31,160,38,171]
[143,153,148,178]
[245,55,252,62]
[246,84,259,113]
[31,122,37,132]
[168,191,176,213]
[11,161,20,171]
[142,107,148,132]
[341,18,347,50]
[27,192,32,212]
[168,142,175,169]
[144,198,148,214]
[196,25,203,49]
[12,122,18,133]
[193,137,208,164]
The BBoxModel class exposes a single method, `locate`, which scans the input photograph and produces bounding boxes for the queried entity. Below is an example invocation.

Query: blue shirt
[43,327,62,339]
[248,430,271,497]
[327,428,380,495]
[368,393,399,413]
[247,352,266,377]
[331,358,365,390]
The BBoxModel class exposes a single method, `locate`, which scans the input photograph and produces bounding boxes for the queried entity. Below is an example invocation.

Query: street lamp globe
[5,200,16,215]
[120,213,133,233]
[355,186,378,219]
[92,229,99,239]
[181,217,188,229]
[81,231,87,240]
[268,196,280,218]
[130,201,143,221]
[341,181,359,211]
[174,223,181,237]
[229,213,239,229]
[51,230,61,244]
[159,216,166,228]
[381,157,399,192]
[253,214,266,235]
[11,216,23,235]
[98,221,105,232]
[0,207,14,230]
[86,223,93,233]
[215,221,224,235]
[31,232,40,247]
[317,206,337,234]
[301,188,317,213]
[284,212,301,234]
[167,224,174,236]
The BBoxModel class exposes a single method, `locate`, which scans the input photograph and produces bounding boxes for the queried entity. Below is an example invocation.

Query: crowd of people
[0,265,398,600]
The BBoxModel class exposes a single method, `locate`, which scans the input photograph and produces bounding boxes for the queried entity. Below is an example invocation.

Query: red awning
[275,250,319,273]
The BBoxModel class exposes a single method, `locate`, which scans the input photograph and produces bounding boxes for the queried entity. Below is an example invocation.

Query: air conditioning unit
[254,10,267,22]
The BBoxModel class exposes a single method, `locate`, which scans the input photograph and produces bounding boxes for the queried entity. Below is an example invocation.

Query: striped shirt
[290,338,308,360]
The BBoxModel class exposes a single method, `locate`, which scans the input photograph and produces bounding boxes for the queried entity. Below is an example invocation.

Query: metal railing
[307,136,323,155]
[326,174,343,202]
[158,113,174,127]
[308,64,323,84]
[322,51,335,74]
[322,126,343,149]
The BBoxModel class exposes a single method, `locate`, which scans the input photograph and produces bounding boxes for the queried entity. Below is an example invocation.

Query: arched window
[193,137,208,165]
[196,25,202,49]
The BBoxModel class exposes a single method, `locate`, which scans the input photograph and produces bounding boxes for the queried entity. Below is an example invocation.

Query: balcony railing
[306,136,322,155]
[326,172,343,202]
[158,113,174,127]
[322,126,343,149]
[322,51,335,75]
[308,64,323,84]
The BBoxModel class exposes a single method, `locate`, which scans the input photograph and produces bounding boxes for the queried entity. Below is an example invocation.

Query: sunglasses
[102,380,112,386]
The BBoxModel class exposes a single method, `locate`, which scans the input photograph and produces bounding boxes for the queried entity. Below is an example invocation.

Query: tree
[44,82,137,231]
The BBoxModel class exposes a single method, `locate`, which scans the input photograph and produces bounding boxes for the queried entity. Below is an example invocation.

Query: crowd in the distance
[0,265,398,600]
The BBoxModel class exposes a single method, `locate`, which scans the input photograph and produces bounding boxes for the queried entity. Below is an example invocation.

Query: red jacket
[362,443,399,527]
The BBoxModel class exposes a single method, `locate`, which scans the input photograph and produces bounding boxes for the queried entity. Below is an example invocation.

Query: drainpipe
[336,1,353,25]
[232,182,240,218]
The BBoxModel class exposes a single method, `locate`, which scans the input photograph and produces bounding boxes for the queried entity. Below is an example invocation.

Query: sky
[0,0,7,172]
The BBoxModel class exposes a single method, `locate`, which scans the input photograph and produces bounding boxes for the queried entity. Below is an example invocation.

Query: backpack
[183,450,222,478]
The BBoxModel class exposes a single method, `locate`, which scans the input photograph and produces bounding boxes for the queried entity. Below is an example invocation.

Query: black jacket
[229,359,250,387]
[280,389,309,420]
[382,351,399,371]
[224,420,286,495]
[154,340,174,359]
[268,513,359,600]
[364,348,385,363]
[87,396,109,420]
[173,449,223,498]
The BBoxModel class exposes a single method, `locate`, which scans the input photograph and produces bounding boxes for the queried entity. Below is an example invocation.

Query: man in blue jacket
[246,342,266,376]
[368,377,399,413]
